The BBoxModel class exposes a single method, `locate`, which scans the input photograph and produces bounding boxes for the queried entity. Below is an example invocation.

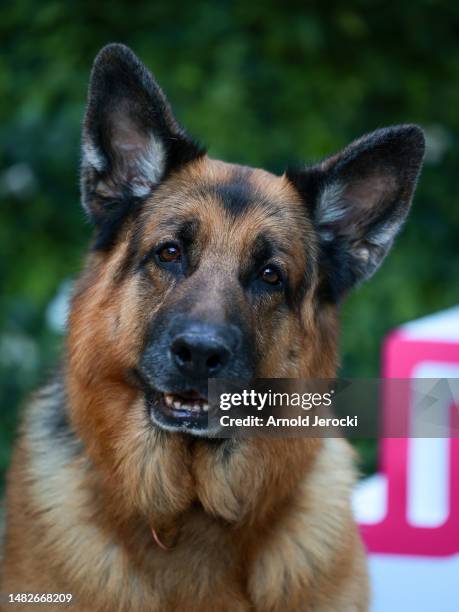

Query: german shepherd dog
[1,44,424,611]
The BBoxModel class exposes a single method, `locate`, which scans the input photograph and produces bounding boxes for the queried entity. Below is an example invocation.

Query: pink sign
[358,307,459,557]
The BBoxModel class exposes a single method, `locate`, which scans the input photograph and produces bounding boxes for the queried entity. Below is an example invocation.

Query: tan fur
[1,157,369,611]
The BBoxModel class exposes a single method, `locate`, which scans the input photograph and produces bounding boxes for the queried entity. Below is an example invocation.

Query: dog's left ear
[287,125,425,301]
[81,43,205,241]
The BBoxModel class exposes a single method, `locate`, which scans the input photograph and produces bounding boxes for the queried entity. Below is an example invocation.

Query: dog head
[70,44,424,438]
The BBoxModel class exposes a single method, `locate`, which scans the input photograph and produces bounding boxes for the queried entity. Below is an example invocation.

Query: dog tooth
[193,403,200,412]
[173,401,181,409]
[164,394,173,406]
[203,403,209,412]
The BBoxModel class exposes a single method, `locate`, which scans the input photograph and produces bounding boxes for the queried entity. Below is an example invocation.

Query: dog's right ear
[81,44,205,247]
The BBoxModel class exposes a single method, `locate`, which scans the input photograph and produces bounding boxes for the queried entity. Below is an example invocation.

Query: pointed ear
[287,125,425,301]
[81,44,205,246]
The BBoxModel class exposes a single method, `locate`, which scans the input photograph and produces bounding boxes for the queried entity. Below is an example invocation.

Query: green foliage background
[1,0,458,484]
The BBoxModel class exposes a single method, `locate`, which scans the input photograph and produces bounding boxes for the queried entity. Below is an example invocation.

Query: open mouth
[162,391,209,419]
[147,388,212,435]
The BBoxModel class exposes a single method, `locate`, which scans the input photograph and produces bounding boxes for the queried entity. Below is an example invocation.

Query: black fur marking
[214,177,255,217]
[285,165,323,217]
[191,167,280,217]
[315,238,359,303]
[286,274,310,312]
[90,191,145,252]
[38,382,83,456]
[47,406,79,447]
[177,218,200,250]
[163,138,206,180]
[112,224,143,285]
[186,174,286,220]
[251,234,276,272]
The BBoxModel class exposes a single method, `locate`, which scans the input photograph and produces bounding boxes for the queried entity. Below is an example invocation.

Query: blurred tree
[1,0,459,484]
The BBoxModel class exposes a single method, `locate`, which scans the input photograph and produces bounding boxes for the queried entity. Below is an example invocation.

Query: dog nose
[170,324,234,378]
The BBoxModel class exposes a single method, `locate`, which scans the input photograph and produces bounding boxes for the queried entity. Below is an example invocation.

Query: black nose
[170,323,235,378]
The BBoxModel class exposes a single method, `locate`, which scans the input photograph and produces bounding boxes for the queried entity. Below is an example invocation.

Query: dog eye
[157,243,181,263]
[259,265,281,285]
